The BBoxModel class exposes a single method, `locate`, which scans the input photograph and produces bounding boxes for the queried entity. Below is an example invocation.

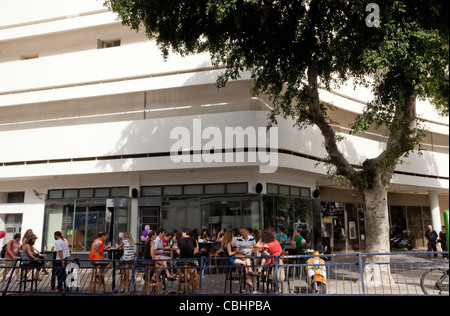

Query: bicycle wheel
[421,268,449,295]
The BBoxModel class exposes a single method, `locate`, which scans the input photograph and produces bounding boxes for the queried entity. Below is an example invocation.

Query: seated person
[177,228,199,282]
[154,228,175,280]
[89,231,112,279]
[115,232,136,263]
[256,230,282,277]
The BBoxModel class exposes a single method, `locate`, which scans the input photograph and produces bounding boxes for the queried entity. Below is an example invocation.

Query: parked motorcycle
[390,233,415,250]
[304,248,328,294]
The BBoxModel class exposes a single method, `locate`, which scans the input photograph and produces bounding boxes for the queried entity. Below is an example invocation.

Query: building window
[141,183,248,197]
[43,198,129,253]
[48,187,129,199]
[266,183,311,198]
[6,192,25,203]
[97,39,121,49]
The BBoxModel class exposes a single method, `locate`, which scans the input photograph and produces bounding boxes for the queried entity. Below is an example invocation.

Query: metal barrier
[1,251,448,296]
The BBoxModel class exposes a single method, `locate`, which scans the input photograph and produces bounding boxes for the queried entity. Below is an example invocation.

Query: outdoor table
[157,247,178,260]
[105,248,123,291]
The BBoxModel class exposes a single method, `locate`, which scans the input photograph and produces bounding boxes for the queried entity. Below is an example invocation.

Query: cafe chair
[206,252,218,274]
[89,263,108,294]
[224,264,248,294]
[177,262,198,294]
[142,262,160,295]
[117,262,136,293]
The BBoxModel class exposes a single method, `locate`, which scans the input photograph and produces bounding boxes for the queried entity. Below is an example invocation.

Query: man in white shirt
[54,231,71,292]
[236,228,256,256]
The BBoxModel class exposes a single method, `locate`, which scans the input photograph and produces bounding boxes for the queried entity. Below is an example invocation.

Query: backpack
[1,241,13,258]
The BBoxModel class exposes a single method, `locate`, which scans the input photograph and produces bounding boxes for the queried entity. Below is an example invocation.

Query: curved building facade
[0,0,448,254]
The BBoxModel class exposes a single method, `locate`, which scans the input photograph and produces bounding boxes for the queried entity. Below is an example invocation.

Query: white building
[0,0,448,255]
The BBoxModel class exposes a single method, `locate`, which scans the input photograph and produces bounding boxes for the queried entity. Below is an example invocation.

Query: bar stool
[19,263,38,292]
[206,252,217,274]
[142,262,160,295]
[118,262,136,293]
[177,262,198,294]
[89,263,107,294]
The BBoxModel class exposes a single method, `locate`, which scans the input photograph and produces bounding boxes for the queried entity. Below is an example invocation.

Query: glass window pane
[63,189,78,199]
[267,183,278,194]
[226,183,247,194]
[163,186,182,195]
[290,187,300,196]
[95,188,110,198]
[79,189,94,198]
[279,185,289,195]
[184,185,203,195]
[300,188,311,197]
[142,186,162,196]
[205,184,225,195]
[48,190,63,199]
[111,187,129,197]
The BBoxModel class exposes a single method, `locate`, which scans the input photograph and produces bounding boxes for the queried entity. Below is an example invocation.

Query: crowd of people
[1,223,447,290]
[1,229,71,292]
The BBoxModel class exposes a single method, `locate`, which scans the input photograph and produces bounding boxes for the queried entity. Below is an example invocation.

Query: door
[4,214,22,241]
[140,207,160,232]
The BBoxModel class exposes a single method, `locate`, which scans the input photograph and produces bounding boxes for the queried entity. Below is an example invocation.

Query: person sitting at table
[291,229,306,254]
[177,228,199,270]
[198,229,211,253]
[22,229,48,275]
[21,234,45,281]
[275,227,288,250]
[221,229,254,289]
[89,231,112,279]
[145,230,166,281]
[256,230,283,278]
[115,232,135,262]
[236,228,257,275]
[154,228,176,280]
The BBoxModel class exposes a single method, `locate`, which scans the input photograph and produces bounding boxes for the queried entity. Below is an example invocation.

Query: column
[429,191,441,232]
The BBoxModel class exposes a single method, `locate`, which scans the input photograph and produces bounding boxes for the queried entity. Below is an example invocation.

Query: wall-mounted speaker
[255,183,263,194]
[312,189,320,199]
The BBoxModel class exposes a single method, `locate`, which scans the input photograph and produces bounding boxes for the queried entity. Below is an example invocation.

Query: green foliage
[105,0,449,191]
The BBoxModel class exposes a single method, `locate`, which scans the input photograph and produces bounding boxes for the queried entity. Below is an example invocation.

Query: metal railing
[1,251,448,296]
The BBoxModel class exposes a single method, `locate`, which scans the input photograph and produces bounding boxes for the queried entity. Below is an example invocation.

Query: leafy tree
[105,0,449,262]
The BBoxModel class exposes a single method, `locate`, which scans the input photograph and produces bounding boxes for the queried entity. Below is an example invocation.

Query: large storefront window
[321,202,366,252]
[200,195,260,232]
[43,198,129,252]
[389,205,431,248]
[263,195,313,244]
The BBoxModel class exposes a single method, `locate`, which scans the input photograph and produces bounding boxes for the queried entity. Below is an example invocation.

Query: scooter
[390,233,415,250]
[304,248,328,294]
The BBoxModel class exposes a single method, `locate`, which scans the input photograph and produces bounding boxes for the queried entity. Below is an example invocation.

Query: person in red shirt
[89,231,112,278]
[256,230,282,275]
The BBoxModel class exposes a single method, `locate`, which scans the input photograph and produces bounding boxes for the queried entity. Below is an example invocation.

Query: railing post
[198,256,204,294]
[358,252,365,295]
[2,258,20,296]
[274,256,279,294]
[128,259,138,295]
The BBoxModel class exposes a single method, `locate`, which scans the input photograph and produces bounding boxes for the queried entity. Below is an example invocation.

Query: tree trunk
[364,183,390,256]
[362,177,395,287]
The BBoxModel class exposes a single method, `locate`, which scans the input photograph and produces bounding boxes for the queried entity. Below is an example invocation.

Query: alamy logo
[170,119,278,173]
[365,3,380,28]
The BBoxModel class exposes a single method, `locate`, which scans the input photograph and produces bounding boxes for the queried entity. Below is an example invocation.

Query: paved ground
[1,250,448,296]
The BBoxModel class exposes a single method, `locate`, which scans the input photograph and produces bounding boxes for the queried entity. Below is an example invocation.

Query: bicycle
[420,268,449,295]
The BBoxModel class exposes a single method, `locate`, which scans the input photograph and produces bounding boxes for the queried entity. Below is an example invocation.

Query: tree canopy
[105,0,449,254]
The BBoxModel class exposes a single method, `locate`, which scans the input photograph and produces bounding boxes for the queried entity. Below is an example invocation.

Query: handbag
[271,258,286,282]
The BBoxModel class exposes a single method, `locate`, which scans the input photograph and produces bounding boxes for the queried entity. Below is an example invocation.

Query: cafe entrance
[321,202,366,252]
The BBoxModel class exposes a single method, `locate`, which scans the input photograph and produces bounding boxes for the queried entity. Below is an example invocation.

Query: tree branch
[306,58,357,182]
